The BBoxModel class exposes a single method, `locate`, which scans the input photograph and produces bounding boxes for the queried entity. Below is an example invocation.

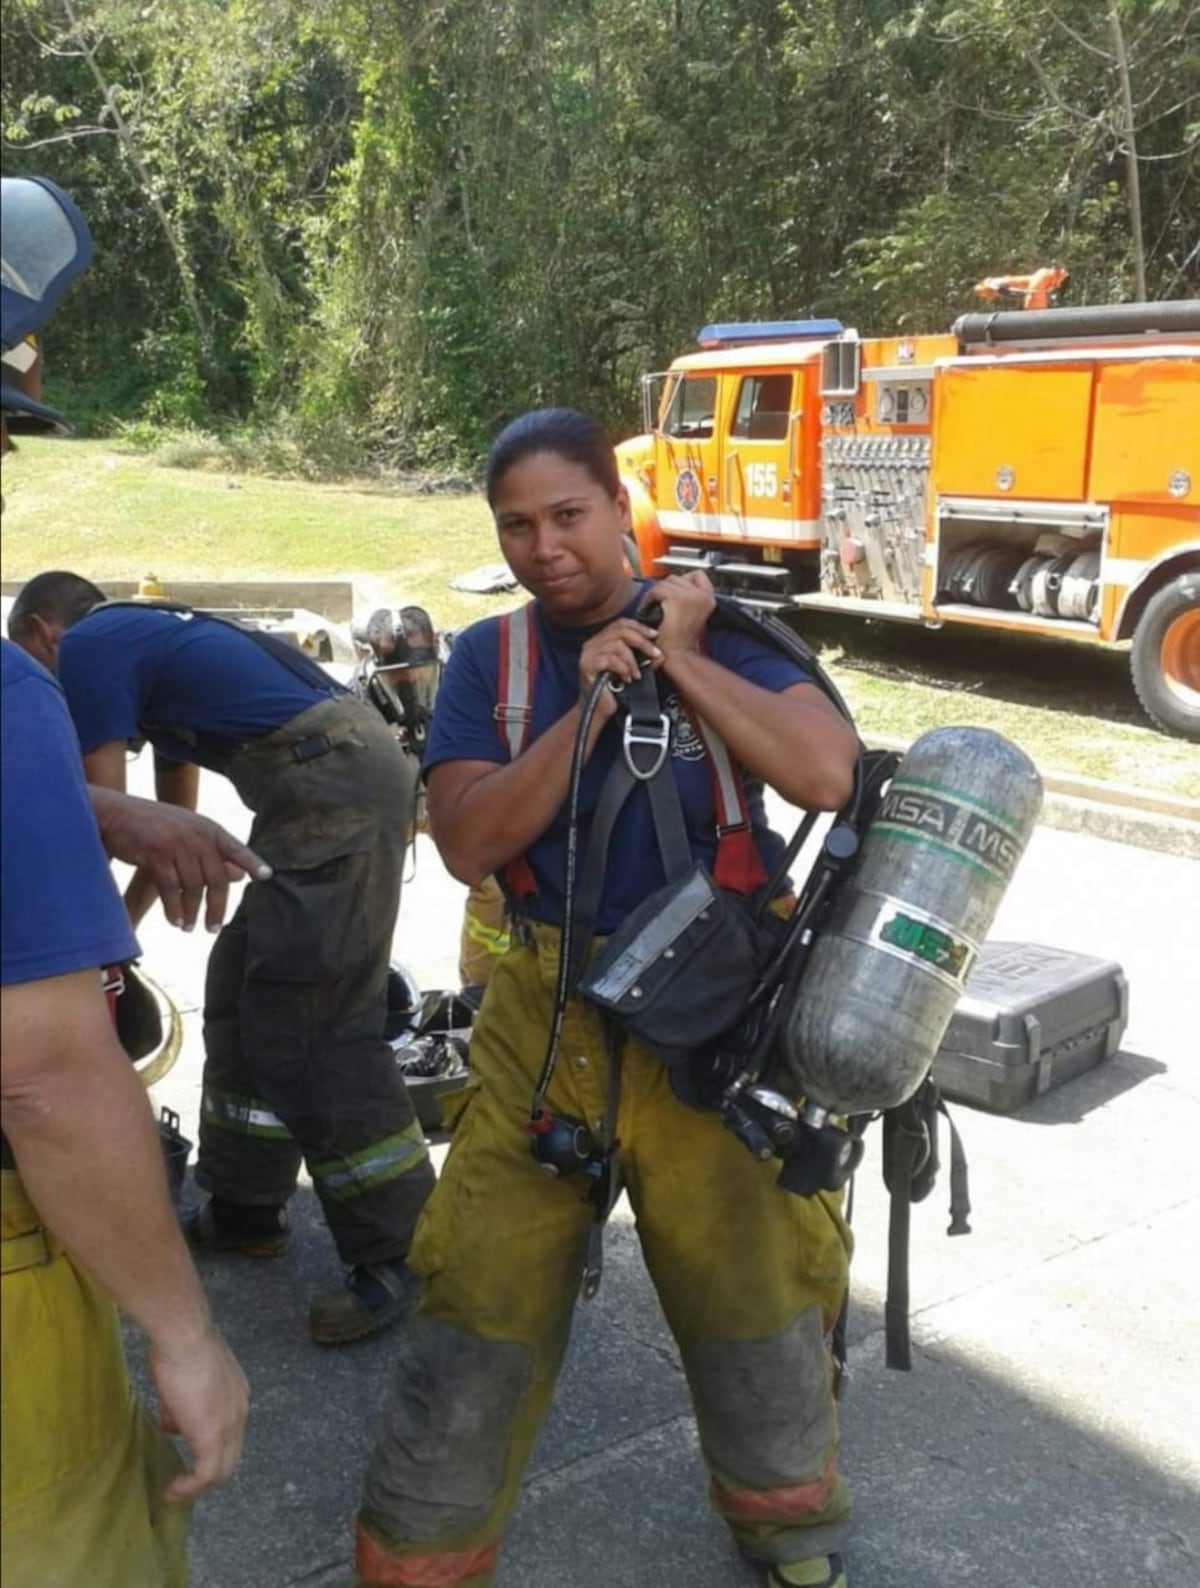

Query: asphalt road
[125,760,1200,1588]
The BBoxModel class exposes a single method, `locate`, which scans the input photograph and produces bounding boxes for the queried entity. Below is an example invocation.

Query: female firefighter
[354,408,861,1588]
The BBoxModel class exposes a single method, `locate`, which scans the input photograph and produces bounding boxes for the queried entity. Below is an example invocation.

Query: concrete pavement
[126,761,1200,1588]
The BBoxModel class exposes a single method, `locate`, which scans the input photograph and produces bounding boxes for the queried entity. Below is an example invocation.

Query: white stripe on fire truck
[658,510,820,541]
[1101,557,1148,587]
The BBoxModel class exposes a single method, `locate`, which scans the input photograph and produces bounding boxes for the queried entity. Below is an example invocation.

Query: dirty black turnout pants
[196,696,435,1266]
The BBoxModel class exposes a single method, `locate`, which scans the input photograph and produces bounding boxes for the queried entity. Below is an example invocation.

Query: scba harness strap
[497,598,776,1298]
[492,600,767,903]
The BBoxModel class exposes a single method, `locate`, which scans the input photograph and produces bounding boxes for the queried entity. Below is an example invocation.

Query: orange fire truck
[616,298,1200,739]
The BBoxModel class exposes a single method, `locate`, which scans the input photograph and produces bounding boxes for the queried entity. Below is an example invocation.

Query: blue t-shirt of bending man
[57,604,338,770]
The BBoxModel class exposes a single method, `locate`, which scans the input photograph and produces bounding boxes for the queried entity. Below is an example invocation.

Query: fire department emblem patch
[675,468,701,512]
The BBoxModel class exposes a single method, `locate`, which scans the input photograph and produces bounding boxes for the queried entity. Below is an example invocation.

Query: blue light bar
[696,318,843,348]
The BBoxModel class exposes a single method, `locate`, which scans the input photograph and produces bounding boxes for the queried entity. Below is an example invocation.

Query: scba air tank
[777,727,1043,1115]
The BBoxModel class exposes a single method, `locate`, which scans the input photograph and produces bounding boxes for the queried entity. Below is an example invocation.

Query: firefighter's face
[492,450,633,624]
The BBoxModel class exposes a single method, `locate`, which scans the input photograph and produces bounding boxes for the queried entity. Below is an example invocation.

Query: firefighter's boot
[183,1197,290,1259]
[309,1260,419,1346]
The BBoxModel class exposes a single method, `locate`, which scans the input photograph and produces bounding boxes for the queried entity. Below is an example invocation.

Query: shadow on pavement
[998,1046,1169,1126]
[129,1194,1198,1588]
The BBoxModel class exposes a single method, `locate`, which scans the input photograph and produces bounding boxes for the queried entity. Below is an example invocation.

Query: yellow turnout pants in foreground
[1,1168,189,1588]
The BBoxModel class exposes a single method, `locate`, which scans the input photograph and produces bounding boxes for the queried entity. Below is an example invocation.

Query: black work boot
[308,1259,419,1346]
[182,1197,290,1259]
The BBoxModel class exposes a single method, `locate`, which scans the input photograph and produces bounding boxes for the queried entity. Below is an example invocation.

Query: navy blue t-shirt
[1,640,138,985]
[424,592,808,931]
[57,604,338,769]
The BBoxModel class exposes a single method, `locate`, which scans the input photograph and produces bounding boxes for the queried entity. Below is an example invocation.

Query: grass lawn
[3,437,1198,802]
[1,435,510,632]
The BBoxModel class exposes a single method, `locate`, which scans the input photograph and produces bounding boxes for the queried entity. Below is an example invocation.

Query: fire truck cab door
[656,372,724,540]
[723,370,796,543]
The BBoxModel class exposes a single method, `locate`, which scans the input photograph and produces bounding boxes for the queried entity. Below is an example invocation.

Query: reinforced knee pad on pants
[361,1313,532,1541]
[688,1306,836,1492]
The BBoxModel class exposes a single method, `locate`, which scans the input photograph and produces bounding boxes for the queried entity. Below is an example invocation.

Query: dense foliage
[4,0,1197,469]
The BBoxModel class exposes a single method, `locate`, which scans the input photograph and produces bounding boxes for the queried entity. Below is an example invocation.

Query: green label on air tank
[875,778,1025,884]
[880,911,972,978]
[830,887,980,991]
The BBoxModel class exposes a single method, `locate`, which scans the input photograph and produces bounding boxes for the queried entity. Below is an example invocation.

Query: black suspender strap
[568,667,690,980]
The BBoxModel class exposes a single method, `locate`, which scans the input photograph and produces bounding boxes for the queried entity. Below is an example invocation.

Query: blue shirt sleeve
[1,641,139,985]
[423,619,509,774]
[706,625,810,693]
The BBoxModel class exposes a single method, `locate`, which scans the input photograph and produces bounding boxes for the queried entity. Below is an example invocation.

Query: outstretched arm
[84,741,271,931]
[125,755,196,928]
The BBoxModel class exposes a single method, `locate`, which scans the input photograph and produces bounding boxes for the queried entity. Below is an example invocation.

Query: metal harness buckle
[622,712,671,780]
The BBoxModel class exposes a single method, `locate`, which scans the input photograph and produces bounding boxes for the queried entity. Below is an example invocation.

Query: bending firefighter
[8,573,436,1344]
[354,409,861,1588]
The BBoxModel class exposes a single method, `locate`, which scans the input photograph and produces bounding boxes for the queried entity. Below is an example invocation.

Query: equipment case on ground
[932,941,1129,1114]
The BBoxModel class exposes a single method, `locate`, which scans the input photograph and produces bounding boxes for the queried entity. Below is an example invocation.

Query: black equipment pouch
[578,862,781,1066]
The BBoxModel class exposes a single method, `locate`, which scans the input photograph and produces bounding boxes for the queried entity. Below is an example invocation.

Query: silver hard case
[932,941,1129,1113]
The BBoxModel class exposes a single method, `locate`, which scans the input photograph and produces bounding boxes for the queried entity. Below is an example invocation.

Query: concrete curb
[867,733,1199,859]
[1037,790,1200,859]
[1033,771,1199,824]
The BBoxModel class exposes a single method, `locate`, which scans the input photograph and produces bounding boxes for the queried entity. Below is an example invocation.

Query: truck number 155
[745,462,778,499]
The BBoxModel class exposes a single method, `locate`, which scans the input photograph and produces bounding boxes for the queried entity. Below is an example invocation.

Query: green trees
[850,0,1200,324]
[4,0,1196,467]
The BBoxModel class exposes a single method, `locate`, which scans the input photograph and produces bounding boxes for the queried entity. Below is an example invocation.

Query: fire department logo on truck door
[675,468,701,512]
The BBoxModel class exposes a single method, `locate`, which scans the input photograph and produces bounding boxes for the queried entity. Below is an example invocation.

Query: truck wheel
[1130,572,1200,741]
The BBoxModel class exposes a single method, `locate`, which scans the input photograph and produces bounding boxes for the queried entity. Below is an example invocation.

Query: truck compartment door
[934,365,1094,501]
[1088,357,1199,506]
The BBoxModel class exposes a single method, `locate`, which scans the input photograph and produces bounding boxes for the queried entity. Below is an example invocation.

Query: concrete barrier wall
[0,578,356,622]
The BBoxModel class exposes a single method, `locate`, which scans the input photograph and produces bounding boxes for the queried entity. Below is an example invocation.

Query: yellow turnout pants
[1,1169,189,1588]
[356,926,852,1586]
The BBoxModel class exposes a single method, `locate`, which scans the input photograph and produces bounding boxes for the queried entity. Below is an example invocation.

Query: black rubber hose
[954,299,1200,346]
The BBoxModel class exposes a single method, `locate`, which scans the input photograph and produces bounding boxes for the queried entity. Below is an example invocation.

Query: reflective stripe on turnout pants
[196,695,435,1265]
[458,874,511,990]
[355,925,852,1586]
[1,1170,189,1588]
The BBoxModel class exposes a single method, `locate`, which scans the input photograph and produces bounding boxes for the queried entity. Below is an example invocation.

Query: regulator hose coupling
[526,1109,606,1181]
[720,1086,864,1196]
